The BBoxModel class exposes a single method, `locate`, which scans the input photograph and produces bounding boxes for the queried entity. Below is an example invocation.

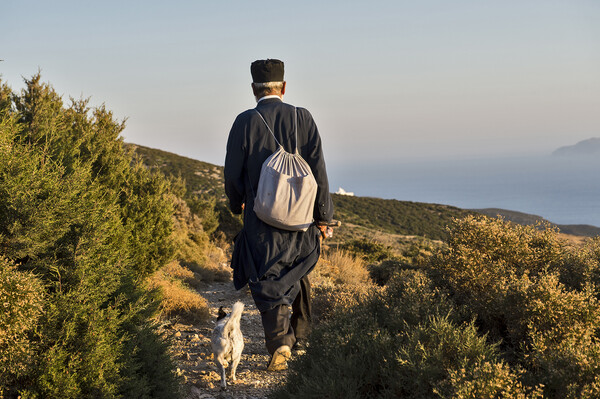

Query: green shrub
[0,258,45,391]
[556,236,600,291]
[0,75,180,398]
[310,248,375,322]
[276,216,600,398]
[428,215,600,398]
[520,273,600,398]
[368,258,414,286]
[311,282,376,322]
[340,239,395,263]
[187,195,219,237]
[273,270,541,398]
[170,196,230,284]
[400,237,440,267]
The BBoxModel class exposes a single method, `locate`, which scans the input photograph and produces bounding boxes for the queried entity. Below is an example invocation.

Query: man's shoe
[267,345,291,371]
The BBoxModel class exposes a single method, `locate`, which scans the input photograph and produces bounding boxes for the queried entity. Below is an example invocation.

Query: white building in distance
[335,187,354,196]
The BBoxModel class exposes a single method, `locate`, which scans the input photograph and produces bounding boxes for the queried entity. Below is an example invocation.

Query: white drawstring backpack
[252,108,318,231]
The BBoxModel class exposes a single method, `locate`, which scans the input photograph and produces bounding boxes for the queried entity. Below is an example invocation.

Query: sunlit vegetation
[310,248,377,322]
[128,143,243,240]
[147,262,210,322]
[273,216,600,399]
[0,75,203,398]
[331,194,473,241]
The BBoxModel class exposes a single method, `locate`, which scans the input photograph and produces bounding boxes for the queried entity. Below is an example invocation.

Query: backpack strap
[294,108,298,154]
[254,108,299,153]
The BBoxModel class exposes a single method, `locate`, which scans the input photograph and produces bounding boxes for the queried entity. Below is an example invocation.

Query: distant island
[553,137,600,157]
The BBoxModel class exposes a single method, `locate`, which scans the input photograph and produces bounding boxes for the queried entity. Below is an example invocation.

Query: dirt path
[168,281,289,399]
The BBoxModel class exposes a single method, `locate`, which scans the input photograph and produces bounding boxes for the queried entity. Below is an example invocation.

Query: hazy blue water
[328,155,600,227]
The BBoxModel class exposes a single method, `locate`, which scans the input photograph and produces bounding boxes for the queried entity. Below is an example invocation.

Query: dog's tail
[224,301,244,334]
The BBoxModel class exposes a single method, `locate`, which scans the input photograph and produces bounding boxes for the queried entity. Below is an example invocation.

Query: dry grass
[162,260,195,281]
[170,196,232,284]
[313,248,369,286]
[311,248,376,322]
[557,232,588,247]
[148,265,210,323]
[327,222,443,257]
[0,260,45,383]
[311,283,378,322]
[184,245,231,283]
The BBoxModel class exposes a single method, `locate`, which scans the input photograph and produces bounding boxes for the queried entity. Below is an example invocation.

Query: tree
[0,75,180,398]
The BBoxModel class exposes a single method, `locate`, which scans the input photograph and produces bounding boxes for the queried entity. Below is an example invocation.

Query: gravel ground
[167,281,289,399]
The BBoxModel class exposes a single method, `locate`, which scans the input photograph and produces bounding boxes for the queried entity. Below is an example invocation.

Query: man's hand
[317,225,333,239]
[317,220,340,239]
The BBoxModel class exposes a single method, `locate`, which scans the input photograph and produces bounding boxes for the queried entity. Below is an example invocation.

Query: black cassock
[224,98,333,312]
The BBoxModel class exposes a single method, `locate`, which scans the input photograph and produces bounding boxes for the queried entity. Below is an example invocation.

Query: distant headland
[553,137,600,157]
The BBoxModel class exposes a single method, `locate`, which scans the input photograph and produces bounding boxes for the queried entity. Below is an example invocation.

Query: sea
[328,155,600,227]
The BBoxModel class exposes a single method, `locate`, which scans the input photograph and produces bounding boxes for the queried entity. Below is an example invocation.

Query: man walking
[224,59,334,371]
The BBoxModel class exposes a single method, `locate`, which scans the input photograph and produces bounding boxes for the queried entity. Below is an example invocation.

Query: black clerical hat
[251,59,284,83]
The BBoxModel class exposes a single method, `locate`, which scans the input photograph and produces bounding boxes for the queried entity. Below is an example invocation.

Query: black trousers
[260,275,312,355]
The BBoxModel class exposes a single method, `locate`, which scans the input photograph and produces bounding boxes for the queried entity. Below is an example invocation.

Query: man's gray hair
[253,81,284,97]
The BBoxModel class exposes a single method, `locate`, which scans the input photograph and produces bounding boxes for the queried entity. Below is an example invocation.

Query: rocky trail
[166,281,289,399]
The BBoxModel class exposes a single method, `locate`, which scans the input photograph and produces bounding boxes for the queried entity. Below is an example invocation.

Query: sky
[2,0,599,168]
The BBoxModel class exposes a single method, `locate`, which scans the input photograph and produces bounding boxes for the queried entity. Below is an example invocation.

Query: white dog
[211,302,244,390]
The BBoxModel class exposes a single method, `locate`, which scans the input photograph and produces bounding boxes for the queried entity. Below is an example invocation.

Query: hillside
[129,143,599,240]
[129,144,475,241]
[332,194,473,241]
[127,143,226,199]
[473,208,600,237]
